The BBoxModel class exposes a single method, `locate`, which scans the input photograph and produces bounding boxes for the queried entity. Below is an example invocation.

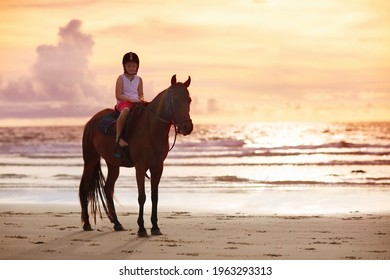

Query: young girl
[115,52,144,148]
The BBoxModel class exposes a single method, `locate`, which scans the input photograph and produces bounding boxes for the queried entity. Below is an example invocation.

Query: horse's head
[167,75,193,136]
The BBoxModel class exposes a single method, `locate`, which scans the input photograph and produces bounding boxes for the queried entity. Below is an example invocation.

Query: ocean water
[0,122,389,214]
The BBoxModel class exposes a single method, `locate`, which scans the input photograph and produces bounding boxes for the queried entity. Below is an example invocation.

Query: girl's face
[124,62,138,75]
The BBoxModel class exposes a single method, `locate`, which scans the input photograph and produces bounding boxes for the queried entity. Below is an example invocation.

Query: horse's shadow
[22,224,152,259]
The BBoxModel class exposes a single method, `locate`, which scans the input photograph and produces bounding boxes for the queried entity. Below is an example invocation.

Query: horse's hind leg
[79,159,98,231]
[105,162,124,231]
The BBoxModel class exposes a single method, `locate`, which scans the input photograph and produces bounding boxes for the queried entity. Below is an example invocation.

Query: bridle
[165,88,192,125]
[144,87,192,151]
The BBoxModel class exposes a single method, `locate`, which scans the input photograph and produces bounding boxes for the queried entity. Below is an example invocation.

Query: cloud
[0,19,108,118]
[207,98,219,113]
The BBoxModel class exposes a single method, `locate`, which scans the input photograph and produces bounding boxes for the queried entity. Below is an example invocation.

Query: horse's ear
[171,75,177,86]
[184,76,191,88]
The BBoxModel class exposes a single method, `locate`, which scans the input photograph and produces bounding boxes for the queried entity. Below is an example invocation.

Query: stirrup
[113,143,122,158]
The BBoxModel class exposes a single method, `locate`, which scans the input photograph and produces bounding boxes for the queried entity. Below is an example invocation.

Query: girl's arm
[138,77,144,102]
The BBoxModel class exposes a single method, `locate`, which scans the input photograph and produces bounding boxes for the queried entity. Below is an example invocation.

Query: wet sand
[0,204,389,260]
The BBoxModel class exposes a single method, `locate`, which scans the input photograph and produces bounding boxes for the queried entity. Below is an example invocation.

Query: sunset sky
[0,0,389,126]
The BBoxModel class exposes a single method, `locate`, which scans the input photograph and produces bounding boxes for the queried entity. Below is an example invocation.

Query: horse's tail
[79,118,109,224]
[86,160,109,223]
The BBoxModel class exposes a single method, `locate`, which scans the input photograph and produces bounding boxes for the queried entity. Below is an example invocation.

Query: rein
[143,88,191,152]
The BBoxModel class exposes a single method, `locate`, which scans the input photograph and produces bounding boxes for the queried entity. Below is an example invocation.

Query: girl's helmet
[122,52,139,74]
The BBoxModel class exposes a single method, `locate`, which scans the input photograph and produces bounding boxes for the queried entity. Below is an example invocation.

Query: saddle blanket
[96,104,144,137]
[97,110,119,136]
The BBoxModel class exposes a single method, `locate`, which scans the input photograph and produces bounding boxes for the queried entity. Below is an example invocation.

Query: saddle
[97,104,145,162]
[97,103,144,137]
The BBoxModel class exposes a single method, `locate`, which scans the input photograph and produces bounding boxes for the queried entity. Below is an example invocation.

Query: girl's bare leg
[116,108,129,147]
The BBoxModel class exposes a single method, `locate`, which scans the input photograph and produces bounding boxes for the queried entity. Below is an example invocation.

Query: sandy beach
[0,204,389,260]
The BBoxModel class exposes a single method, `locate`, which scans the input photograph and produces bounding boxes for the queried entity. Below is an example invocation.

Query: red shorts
[115,101,135,112]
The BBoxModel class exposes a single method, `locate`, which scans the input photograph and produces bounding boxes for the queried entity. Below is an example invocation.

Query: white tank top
[117,74,140,104]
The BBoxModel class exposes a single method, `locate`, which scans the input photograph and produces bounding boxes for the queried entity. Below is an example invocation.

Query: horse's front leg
[150,163,163,235]
[136,164,147,237]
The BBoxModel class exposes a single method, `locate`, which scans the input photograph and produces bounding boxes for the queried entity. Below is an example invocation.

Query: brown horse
[79,75,193,237]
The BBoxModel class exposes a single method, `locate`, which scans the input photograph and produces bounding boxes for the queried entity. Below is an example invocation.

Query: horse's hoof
[138,230,149,238]
[151,228,163,235]
[83,224,93,231]
[114,224,125,231]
